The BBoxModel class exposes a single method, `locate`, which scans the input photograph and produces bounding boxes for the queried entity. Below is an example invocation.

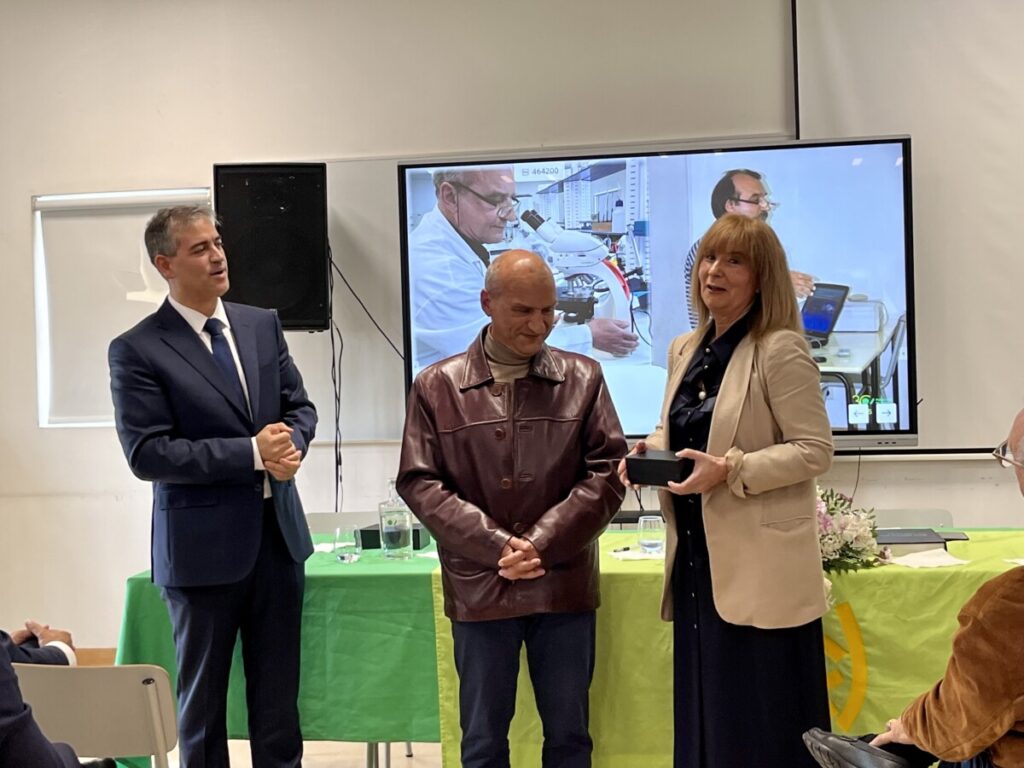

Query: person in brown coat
[803,409,1024,768]
[397,249,626,768]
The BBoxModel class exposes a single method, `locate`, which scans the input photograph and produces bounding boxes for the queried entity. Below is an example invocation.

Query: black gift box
[625,450,693,486]
[359,523,432,550]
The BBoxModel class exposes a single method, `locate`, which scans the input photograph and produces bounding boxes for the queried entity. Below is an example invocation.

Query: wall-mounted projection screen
[399,138,916,448]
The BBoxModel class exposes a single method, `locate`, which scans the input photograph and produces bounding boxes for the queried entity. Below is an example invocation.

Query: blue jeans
[451,611,596,768]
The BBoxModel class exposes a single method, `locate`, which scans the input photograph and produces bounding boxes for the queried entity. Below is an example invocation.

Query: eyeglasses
[451,182,521,217]
[732,195,779,210]
[992,440,1024,470]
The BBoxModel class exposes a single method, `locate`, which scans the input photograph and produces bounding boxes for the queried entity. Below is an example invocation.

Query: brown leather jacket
[397,332,626,622]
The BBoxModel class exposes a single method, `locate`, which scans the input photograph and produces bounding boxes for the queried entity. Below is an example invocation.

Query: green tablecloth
[116,537,441,766]
[118,530,1024,767]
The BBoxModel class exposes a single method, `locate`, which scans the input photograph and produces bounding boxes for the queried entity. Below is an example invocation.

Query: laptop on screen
[802,283,850,347]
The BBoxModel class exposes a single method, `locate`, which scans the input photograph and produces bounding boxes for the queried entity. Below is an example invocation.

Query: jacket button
[491,385,504,397]
[495,427,505,440]
[500,478,513,489]
[512,522,525,533]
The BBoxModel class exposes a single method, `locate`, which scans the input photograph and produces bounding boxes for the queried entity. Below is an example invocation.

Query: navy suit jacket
[109,300,317,588]
[0,643,79,767]
[0,632,69,667]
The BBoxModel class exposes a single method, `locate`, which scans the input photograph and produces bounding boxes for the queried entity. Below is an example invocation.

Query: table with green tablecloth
[116,537,441,767]
[117,530,1024,767]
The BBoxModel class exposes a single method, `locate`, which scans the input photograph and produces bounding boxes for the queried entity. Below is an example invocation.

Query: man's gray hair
[144,205,218,264]
[431,166,513,197]
[432,169,473,196]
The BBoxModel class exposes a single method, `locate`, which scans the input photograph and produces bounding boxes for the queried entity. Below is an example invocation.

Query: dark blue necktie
[203,318,248,412]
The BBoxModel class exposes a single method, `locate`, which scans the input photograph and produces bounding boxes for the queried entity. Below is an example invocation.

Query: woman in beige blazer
[618,214,834,768]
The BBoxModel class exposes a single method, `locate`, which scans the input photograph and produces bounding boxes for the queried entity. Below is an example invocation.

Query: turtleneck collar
[483,326,533,383]
[484,327,533,365]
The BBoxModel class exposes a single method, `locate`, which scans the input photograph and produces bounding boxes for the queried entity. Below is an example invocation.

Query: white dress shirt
[167,296,271,496]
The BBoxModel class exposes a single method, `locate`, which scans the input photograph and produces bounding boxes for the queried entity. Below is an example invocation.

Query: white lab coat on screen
[407,206,590,373]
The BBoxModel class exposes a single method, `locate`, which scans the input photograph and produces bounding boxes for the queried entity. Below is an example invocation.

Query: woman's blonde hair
[690,214,801,339]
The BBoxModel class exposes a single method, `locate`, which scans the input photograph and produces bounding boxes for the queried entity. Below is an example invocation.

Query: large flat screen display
[399,137,916,448]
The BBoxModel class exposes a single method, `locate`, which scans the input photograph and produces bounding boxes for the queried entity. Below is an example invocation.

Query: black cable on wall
[791,0,801,140]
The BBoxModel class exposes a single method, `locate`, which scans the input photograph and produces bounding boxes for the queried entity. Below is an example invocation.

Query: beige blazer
[648,328,833,629]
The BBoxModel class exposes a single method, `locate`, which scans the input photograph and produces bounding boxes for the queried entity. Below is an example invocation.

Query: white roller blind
[34,190,209,426]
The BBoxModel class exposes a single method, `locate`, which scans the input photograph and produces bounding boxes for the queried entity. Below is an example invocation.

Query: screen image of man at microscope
[405,165,639,372]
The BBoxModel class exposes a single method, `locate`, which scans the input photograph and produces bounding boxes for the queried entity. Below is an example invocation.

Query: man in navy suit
[108,205,317,768]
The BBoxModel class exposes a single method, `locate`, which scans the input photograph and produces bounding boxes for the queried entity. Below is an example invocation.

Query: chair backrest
[13,663,177,766]
[873,508,954,529]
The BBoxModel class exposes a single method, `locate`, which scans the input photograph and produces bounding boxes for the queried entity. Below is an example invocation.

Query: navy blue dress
[669,317,830,768]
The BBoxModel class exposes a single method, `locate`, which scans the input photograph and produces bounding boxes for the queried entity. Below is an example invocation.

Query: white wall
[2,0,1017,648]
[796,0,1024,450]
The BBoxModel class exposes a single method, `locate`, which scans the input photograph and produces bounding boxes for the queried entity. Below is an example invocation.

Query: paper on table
[1004,558,1024,566]
[887,548,969,568]
[611,549,664,561]
[313,543,334,554]
[416,551,440,559]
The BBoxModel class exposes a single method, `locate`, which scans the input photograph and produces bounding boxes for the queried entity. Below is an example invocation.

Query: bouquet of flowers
[816,486,881,573]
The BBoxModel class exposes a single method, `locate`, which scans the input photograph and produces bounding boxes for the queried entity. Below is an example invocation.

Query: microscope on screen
[519,209,632,325]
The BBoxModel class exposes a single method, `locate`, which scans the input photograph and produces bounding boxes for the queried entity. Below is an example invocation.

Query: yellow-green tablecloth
[433,532,670,767]
[432,531,1022,767]
[822,530,1024,733]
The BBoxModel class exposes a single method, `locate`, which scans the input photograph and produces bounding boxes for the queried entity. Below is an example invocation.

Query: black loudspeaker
[213,163,329,330]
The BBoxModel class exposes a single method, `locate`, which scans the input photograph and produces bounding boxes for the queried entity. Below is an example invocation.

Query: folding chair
[13,663,177,768]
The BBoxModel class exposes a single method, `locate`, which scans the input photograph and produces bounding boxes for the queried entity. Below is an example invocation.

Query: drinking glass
[637,515,666,555]
[333,525,363,564]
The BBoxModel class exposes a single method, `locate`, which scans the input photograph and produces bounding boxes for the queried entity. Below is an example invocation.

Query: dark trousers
[940,756,995,768]
[452,611,596,768]
[163,501,305,768]
[672,494,830,767]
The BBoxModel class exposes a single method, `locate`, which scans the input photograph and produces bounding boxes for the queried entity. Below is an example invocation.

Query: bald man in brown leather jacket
[398,250,626,768]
